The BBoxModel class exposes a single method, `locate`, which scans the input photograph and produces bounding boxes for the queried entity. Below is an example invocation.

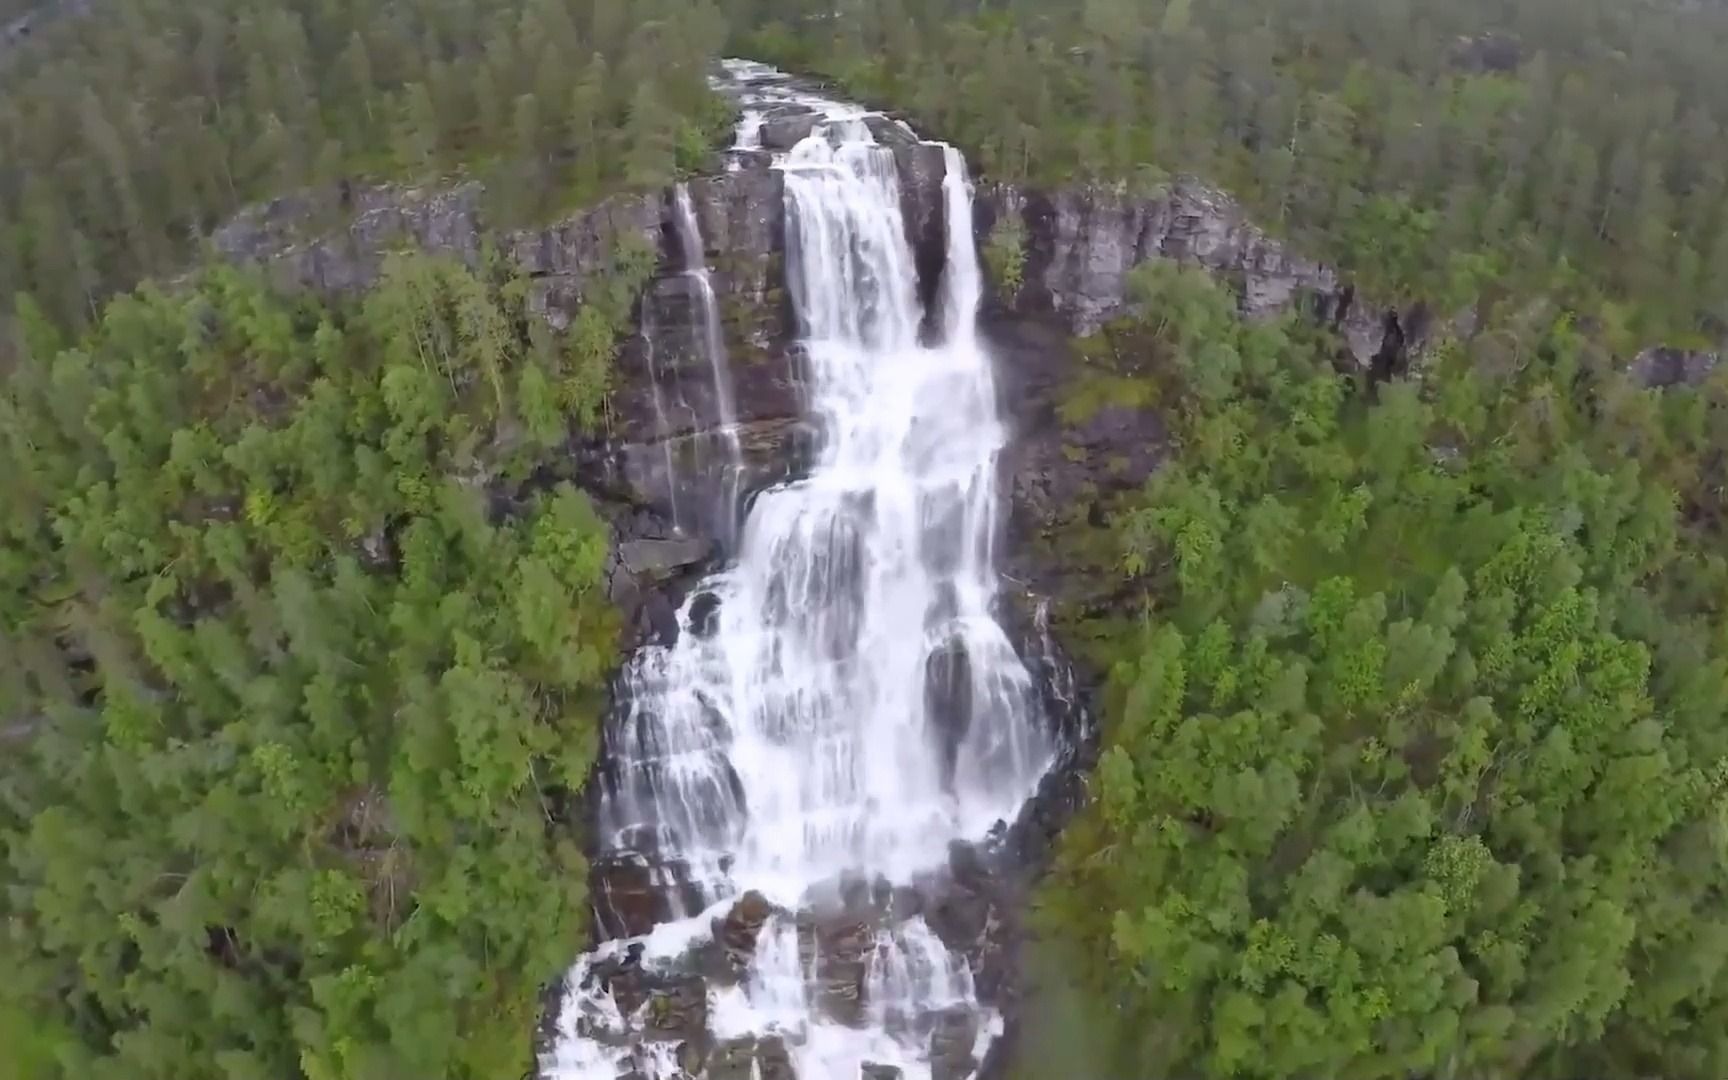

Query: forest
[6,0,1728,1078]
[0,0,728,337]
[0,246,659,1077]
[1016,261,1728,1080]
[735,0,1728,351]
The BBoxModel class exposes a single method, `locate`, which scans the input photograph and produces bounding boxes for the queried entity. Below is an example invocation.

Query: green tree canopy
[0,248,651,1079]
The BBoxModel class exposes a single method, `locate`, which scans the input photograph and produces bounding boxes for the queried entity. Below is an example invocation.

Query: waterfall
[672,183,745,548]
[546,62,1057,1080]
[939,146,983,348]
[638,301,684,533]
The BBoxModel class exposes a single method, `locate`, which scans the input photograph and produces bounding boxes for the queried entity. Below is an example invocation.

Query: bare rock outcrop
[979,179,1401,366]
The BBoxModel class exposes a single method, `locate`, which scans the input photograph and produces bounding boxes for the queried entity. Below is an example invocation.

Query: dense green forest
[739,0,1728,350]
[0,0,727,337]
[1013,262,1728,1079]
[7,0,1728,1078]
[0,244,653,1077]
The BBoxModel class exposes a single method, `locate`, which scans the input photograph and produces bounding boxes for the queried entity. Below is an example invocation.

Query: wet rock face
[929,1007,981,1080]
[618,537,713,581]
[860,114,952,324]
[800,911,874,1026]
[590,853,707,941]
[979,312,1167,623]
[713,890,775,969]
[612,163,798,441]
[596,158,810,541]
[700,1034,798,1080]
[926,638,975,789]
[643,975,708,1042]
[898,145,952,329]
[586,417,816,555]
[593,505,710,643]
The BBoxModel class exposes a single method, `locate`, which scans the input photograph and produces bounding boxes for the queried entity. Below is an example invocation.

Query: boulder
[800,913,874,1026]
[864,115,920,150]
[708,1037,762,1080]
[642,974,708,1043]
[929,1006,981,1080]
[760,106,821,150]
[714,890,776,967]
[701,1035,799,1080]
[689,591,723,638]
[618,537,712,580]
[925,638,974,788]
[757,1035,798,1080]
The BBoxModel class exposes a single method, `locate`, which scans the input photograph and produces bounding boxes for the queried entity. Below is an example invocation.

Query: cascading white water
[638,299,685,533]
[672,184,745,548]
[546,62,1055,1080]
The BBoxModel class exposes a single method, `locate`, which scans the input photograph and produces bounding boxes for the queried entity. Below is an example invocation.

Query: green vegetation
[1015,263,1728,1078]
[0,0,729,337]
[982,212,1027,299]
[738,0,1728,348]
[0,244,652,1078]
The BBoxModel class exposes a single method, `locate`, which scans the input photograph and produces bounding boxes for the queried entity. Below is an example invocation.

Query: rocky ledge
[981,180,1399,361]
[210,146,1426,618]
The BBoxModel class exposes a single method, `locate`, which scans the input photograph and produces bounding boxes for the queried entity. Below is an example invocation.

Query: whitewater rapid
[543,60,1056,1080]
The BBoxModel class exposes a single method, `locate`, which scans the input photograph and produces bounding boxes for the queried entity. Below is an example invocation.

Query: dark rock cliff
[213,161,805,629]
[979,179,1397,362]
[971,178,1400,647]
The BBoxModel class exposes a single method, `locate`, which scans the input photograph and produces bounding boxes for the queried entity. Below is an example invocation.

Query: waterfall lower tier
[544,61,1059,1080]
